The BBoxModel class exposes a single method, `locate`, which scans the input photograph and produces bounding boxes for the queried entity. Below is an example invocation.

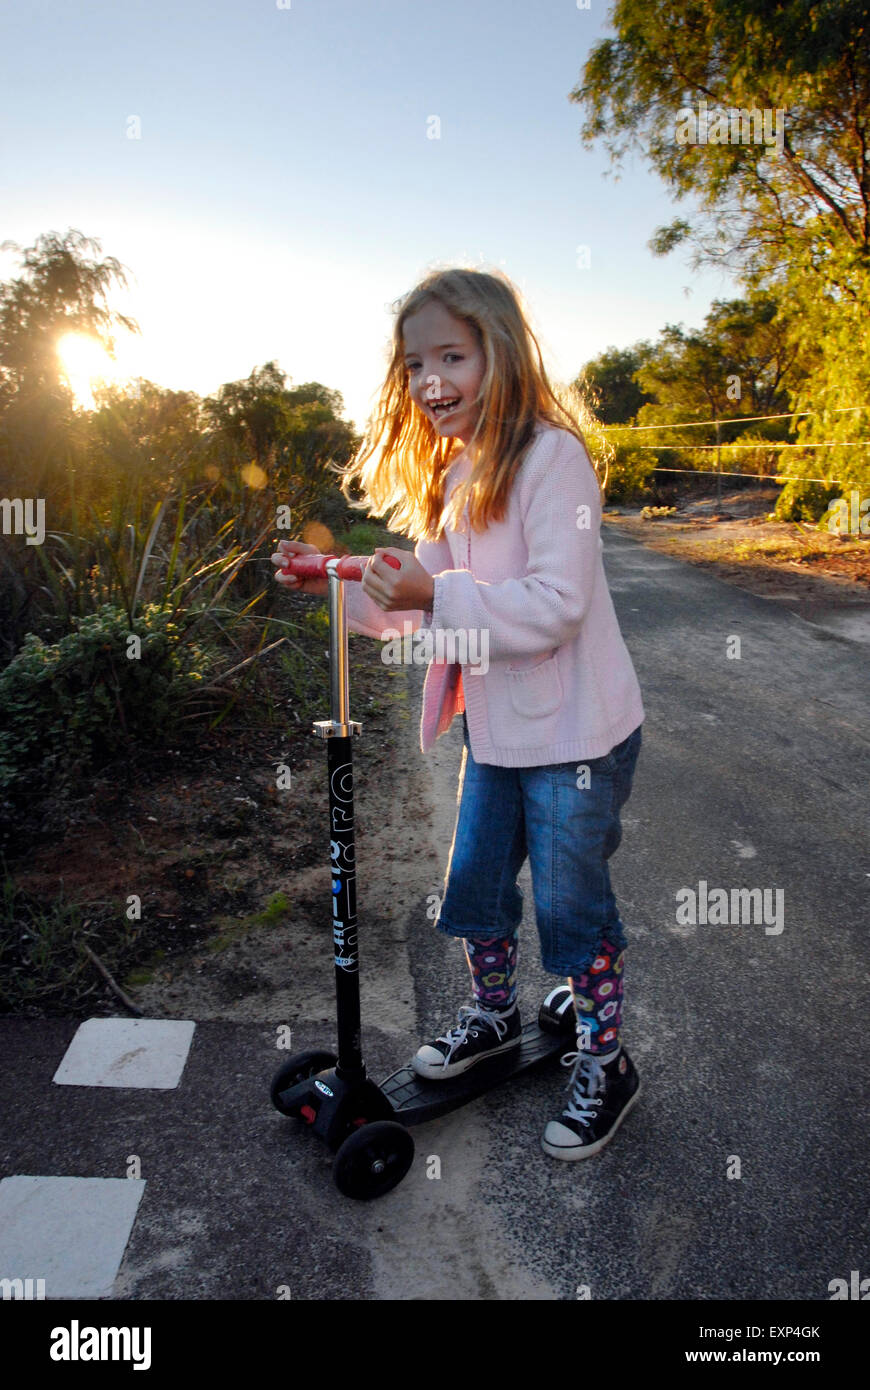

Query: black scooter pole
[314,559,365,1082]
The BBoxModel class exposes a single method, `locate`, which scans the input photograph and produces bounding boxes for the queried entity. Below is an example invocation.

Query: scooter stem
[326,559,353,737]
[282,551,399,1082]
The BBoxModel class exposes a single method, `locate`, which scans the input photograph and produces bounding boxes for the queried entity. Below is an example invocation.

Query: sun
[56,332,126,409]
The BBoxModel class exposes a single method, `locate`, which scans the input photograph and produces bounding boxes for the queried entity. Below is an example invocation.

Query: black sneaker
[412,1001,522,1080]
[541,1044,641,1159]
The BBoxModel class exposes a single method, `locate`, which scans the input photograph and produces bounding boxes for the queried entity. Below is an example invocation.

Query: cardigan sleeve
[342,532,452,639]
[427,431,602,662]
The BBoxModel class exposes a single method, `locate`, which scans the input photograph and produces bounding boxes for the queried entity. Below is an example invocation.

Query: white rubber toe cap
[412,1045,448,1078]
[541,1120,597,1160]
[543,1120,582,1148]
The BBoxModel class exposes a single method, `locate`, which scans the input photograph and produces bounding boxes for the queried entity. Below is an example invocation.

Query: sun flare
[56,332,128,409]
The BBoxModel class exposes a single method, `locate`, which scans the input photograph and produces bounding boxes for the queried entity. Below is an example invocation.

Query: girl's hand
[271,539,329,597]
[362,548,435,612]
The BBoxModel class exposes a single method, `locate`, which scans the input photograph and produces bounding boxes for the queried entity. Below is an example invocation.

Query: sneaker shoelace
[436,1001,512,1064]
[559,1048,607,1128]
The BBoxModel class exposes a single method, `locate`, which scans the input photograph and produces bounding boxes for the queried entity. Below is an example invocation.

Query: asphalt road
[1,527,867,1301]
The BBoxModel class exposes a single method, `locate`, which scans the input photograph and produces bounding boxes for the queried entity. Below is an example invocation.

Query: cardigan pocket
[506,653,563,718]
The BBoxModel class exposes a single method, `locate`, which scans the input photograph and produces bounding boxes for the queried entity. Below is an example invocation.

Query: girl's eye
[405,353,463,372]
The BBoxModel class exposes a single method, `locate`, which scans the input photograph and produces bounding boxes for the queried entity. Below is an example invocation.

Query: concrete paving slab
[0,1175,146,1299]
[53,1019,196,1089]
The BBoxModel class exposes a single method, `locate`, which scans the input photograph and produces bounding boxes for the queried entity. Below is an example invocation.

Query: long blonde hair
[338,267,593,542]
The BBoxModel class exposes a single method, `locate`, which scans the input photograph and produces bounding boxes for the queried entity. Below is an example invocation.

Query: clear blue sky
[0,0,736,430]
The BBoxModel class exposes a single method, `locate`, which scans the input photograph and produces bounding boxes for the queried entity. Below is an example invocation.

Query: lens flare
[56,333,124,409]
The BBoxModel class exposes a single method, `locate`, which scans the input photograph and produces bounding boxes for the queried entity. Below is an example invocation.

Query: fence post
[716,420,722,506]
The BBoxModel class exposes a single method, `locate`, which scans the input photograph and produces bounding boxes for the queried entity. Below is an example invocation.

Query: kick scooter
[270,551,577,1200]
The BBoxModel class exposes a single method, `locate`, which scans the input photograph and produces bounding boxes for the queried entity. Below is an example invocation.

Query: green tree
[578,287,794,483]
[577,344,653,425]
[571,1,870,513]
[774,244,870,515]
[636,295,797,418]
[203,362,362,518]
[572,0,870,272]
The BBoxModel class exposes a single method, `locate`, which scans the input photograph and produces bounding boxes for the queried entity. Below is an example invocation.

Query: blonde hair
[338,267,593,542]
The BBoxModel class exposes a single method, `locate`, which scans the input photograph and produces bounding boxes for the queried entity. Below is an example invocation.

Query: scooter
[270,551,577,1200]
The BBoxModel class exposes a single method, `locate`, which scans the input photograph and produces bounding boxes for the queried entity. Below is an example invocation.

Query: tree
[0,229,136,407]
[774,244,870,514]
[577,344,653,424]
[636,294,798,420]
[203,362,362,516]
[571,1,870,513]
[572,0,870,273]
[0,229,137,497]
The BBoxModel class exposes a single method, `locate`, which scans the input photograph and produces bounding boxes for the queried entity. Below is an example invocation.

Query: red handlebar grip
[281,552,402,581]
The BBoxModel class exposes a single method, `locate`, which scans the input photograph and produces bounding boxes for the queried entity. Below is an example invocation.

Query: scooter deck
[379,1020,572,1125]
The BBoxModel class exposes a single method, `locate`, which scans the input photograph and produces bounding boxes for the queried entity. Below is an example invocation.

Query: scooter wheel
[538,985,576,1037]
[333,1121,415,1201]
[270,1050,338,1114]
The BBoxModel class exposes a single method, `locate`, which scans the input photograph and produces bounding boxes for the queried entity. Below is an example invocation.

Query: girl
[273,267,644,1161]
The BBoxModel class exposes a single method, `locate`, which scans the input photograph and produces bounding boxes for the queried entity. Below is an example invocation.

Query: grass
[204,891,292,954]
[330,521,399,554]
[0,872,136,1014]
[730,533,867,564]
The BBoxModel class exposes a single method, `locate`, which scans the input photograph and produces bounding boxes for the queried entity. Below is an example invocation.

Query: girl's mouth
[430,397,461,418]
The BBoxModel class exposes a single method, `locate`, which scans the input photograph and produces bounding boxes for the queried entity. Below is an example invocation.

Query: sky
[0,0,738,432]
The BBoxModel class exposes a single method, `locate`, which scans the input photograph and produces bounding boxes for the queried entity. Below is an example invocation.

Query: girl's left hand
[362,548,435,612]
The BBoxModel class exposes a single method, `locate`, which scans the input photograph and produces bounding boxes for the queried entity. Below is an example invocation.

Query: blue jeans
[436,714,642,976]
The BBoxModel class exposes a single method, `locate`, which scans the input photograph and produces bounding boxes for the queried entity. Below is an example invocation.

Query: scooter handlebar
[281,552,402,582]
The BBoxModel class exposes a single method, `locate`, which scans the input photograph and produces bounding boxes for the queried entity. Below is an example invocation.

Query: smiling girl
[273,267,645,1161]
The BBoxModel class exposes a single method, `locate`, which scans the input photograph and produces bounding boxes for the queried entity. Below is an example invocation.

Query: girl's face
[402,300,486,445]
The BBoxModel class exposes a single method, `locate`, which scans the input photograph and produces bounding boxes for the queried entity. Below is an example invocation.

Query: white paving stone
[53,1018,196,1089]
[0,1175,146,1299]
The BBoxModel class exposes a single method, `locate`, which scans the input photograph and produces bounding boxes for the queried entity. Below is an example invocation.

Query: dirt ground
[3,621,433,1024]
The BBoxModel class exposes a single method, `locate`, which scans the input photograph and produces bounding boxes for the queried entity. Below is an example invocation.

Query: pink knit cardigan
[342,421,644,766]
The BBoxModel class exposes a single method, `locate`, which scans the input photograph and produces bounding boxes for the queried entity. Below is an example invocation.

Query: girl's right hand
[271,539,330,597]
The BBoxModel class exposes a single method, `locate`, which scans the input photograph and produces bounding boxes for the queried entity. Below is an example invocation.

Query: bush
[314,489,356,535]
[774,479,841,522]
[0,604,213,798]
[601,431,659,504]
[330,521,390,554]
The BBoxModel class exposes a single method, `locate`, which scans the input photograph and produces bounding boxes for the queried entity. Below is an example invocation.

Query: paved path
[1,528,867,1300]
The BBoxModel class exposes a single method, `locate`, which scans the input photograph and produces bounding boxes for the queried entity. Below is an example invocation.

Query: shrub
[330,520,389,554]
[774,479,841,523]
[0,604,212,798]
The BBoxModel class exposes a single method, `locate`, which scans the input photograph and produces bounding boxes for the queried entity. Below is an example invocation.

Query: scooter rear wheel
[333,1120,415,1200]
[271,1050,339,1114]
